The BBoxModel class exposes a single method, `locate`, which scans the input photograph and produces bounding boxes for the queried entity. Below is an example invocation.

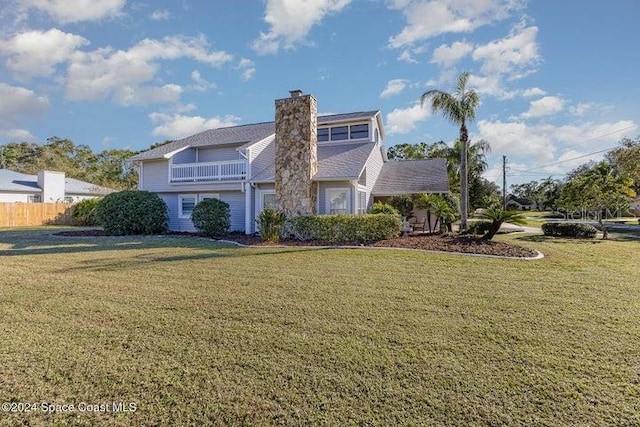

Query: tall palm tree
[421,71,480,230]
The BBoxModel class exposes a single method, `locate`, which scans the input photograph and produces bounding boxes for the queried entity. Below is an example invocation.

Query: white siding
[0,192,31,202]
[160,191,246,232]
[173,148,196,163]
[140,160,169,192]
[249,137,275,179]
[198,146,242,162]
[361,142,385,211]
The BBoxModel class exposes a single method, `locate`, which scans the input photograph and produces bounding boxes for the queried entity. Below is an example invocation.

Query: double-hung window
[179,195,197,218]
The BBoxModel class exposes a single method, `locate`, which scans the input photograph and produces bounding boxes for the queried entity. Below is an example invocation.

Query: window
[317,124,370,142]
[262,192,277,210]
[330,126,348,141]
[326,188,350,214]
[357,191,367,214]
[64,196,74,203]
[350,124,369,139]
[317,128,329,142]
[179,195,197,218]
[28,194,41,203]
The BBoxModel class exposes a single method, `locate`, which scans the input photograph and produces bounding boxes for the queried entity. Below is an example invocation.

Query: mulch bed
[53,230,539,258]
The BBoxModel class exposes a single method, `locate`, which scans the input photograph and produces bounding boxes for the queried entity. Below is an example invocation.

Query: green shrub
[541,222,597,238]
[370,201,399,215]
[287,214,402,244]
[191,198,230,238]
[465,220,492,236]
[95,190,168,235]
[257,208,286,243]
[389,195,414,217]
[72,198,101,226]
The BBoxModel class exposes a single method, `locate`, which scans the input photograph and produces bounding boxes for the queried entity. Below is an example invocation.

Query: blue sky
[1,0,638,186]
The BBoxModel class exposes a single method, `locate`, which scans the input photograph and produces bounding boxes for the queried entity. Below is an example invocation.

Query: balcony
[170,160,247,183]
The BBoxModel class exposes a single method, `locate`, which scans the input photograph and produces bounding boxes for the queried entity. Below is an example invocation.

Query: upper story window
[317,123,370,142]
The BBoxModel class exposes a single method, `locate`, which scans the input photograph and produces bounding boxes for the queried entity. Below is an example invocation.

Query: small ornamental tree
[191,198,231,238]
[95,190,168,235]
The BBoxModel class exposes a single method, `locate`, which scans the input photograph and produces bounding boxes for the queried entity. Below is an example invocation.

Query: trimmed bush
[95,190,168,235]
[541,222,597,238]
[287,214,402,244]
[465,220,492,236]
[191,198,231,238]
[370,201,399,215]
[257,208,286,243]
[72,198,101,226]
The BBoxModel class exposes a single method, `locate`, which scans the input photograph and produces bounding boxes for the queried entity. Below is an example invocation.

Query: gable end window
[317,123,370,142]
[350,124,369,139]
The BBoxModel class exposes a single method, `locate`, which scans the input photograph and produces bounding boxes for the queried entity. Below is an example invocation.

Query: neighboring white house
[0,169,114,203]
[131,90,449,234]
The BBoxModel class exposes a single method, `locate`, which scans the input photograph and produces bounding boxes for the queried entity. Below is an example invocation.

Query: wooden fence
[0,203,75,227]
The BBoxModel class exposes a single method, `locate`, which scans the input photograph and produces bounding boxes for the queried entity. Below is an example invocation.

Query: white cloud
[66,35,232,105]
[398,50,419,63]
[20,0,126,24]
[0,28,89,77]
[149,112,241,140]
[388,0,525,48]
[252,0,352,54]
[467,74,516,99]
[477,119,638,162]
[472,23,540,78]
[522,96,565,119]
[0,83,49,125]
[385,103,430,135]
[189,70,216,92]
[237,58,256,81]
[0,128,38,142]
[149,9,171,21]
[380,79,409,98]
[522,87,546,97]
[568,102,593,117]
[431,41,473,67]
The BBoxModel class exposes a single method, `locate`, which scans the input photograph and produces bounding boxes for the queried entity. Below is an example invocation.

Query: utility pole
[502,155,507,210]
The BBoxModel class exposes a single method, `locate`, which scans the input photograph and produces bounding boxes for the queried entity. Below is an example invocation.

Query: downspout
[244,147,252,234]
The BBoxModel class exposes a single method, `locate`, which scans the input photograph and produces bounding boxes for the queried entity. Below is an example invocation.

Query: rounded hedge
[72,198,101,226]
[191,198,230,238]
[95,190,168,235]
[541,222,597,238]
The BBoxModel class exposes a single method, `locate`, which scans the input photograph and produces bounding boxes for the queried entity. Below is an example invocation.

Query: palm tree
[477,208,527,241]
[421,71,480,231]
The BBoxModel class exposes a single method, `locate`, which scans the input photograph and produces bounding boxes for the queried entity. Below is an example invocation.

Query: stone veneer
[274,91,318,216]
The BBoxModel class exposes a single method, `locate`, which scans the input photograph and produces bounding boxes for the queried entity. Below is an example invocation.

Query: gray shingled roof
[131,112,381,161]
[250,142,376,183]
[130,122,276,161]
[0,169,114,195]
[372,159,449,196]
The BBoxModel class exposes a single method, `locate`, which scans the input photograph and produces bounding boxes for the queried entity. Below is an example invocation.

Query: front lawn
[0,228,638,426]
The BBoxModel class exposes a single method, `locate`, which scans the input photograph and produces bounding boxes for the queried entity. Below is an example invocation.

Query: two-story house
[131,90,449,234]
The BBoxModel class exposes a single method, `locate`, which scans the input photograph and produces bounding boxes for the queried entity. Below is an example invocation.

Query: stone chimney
[274,90,318,216]
[37,170,65,202]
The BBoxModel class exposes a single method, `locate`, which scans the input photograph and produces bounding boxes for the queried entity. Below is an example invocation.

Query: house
[0,169,114,203]
[131,90,449,234]
[506,194,536,211]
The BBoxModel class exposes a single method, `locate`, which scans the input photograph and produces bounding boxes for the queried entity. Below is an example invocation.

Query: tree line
[0,137,169,190]
[389,136,639,215]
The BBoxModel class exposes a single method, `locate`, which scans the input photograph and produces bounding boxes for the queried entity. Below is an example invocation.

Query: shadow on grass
[515,235,604,245]
[0,227,332,263]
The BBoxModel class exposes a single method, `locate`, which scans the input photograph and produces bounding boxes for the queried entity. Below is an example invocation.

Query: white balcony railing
[170,160,247,182]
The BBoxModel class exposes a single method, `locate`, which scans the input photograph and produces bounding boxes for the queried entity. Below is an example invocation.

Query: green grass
[1,228,639,426]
